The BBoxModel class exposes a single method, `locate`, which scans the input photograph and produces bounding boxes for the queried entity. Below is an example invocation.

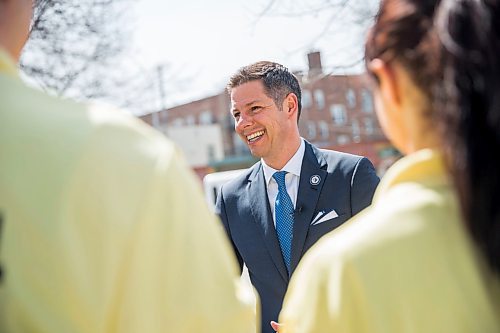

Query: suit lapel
[248,163,289,281]
[290,142,327,274]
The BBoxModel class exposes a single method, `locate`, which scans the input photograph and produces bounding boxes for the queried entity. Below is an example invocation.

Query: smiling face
[230,79,300,169]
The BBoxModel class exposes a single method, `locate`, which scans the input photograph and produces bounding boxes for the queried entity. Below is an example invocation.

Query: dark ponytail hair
[365,0,500,274]
[365,0,445,118]
[438,0,500,274]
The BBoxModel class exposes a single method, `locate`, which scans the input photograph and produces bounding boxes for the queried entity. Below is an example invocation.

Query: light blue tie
[273,171,294,273]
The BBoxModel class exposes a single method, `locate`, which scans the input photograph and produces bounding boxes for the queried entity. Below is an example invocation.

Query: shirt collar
[374,148,449,203]
[0,48,19,78]
[262,138,305,186]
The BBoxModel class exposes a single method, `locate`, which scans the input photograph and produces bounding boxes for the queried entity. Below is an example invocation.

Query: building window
[330,104,347,125]
[352,119,361,142]
[207,144,216,162]
[233,133,248,155]
[337,135,350,145]
[307,121,316,139]
[199,110,213,125]
[186,115,195,126]
[314,89,325,109]
[319,121,329,139]
[172,118,184,127]
[221,113,234,128]
[302,89,312,109]
[364,117,374,136]
[160,111,168,122]
[361,89,374,113]
[346,89,356,108]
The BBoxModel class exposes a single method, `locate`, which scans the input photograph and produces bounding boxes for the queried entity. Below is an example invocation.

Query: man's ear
[284,93,299,117]
[368,58,402,108]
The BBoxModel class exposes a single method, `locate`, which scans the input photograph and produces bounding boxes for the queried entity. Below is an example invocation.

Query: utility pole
[152,64,166,129]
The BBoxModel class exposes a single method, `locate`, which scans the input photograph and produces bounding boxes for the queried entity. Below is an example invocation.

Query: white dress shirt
[262,138,305,226]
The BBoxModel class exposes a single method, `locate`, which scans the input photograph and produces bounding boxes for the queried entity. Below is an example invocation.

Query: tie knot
[273,171,287,188]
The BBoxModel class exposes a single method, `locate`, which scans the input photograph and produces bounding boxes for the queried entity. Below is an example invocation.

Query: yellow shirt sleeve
[0,70,256,332]
[65,120,257,333]
[279,244,367,333]
[279,150,500,333]
[114,143,257,332]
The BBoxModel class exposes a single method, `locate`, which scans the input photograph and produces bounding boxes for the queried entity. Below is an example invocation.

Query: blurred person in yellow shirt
[0,0,257,332]
[275,0,500,332]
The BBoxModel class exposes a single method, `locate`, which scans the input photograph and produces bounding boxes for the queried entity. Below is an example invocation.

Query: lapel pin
[310,175,321,186]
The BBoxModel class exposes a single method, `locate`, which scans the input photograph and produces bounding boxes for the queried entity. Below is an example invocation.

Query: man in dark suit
[215,61,379,333]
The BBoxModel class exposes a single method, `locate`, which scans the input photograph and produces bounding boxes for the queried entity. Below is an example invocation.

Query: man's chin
[248,148,263,158]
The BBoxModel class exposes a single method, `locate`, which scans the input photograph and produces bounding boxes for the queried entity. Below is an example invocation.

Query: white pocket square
[311,209,339,225]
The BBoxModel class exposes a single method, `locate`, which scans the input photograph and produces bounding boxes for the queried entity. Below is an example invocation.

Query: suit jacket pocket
[309,213,348,233]
[303,213,349,255]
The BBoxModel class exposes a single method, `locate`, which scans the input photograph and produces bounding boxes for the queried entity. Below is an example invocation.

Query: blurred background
[21,0,400,182]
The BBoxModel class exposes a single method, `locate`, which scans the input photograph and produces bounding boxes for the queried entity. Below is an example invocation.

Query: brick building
[139,51,398,178]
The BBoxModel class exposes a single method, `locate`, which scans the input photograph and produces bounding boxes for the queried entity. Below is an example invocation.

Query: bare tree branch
[254,0,379,73]
[22,1,134,102]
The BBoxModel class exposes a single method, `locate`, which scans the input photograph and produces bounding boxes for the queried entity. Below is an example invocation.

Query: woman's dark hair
[439,0,500,273]
[365,0,500,274]
[365,0,443,116]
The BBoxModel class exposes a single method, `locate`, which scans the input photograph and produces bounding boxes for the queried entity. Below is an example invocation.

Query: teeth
[247,130,265,141]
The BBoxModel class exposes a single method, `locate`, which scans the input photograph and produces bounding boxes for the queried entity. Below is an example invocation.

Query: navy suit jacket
[215,141,379,333]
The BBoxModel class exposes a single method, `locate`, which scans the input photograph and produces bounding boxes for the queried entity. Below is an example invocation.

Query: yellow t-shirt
[0,50,256,333]
[280,149,499,332]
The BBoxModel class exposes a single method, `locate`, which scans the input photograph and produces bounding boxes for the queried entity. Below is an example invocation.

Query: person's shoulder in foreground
[279,150,500,333]
[317,146,379,208]
[0,53,256,333]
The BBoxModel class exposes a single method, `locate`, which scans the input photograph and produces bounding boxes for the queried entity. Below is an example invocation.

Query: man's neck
[263,137,302,170]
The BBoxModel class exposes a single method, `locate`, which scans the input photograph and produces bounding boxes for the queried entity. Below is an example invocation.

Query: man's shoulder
[308,142,367,170]
[221,161,260,192]
[60,102,172,162]
[3,80,172,156]
[2,80,177,173]
[319,148,363,162]
[68,101,178,172]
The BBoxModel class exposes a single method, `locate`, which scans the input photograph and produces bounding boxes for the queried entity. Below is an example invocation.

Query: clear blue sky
[130,0,375,108]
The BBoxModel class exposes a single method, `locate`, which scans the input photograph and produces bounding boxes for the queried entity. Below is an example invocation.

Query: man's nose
[236,114,253,130]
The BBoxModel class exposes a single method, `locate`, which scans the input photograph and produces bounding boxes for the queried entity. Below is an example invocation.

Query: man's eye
[233,112,240,119]
[250,106,261,112]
